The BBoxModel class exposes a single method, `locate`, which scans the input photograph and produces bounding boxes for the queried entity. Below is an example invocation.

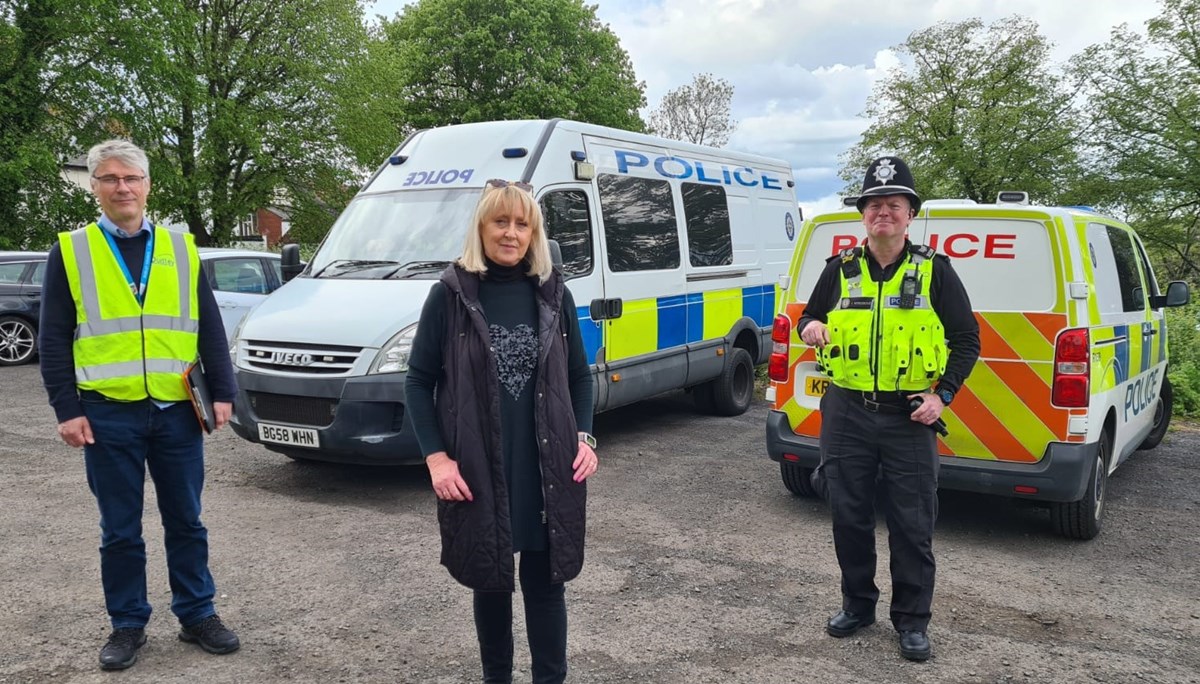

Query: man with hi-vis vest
[38,140,240,670]
[797,157,979,662]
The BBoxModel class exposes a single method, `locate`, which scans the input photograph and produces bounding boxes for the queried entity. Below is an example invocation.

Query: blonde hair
[457,185,553,283]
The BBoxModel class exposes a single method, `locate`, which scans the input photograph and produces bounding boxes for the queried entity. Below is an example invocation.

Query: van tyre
[780,463,817,497]
[1051,431,1109,540]
[710,347,754,416]
[0,315,37,366]
[1137,377,1172,451]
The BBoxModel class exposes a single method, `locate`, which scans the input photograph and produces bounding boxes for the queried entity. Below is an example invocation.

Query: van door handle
[588,298,623,321]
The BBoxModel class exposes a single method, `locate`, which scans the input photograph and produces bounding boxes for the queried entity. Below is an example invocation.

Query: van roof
[817,200,1117,223]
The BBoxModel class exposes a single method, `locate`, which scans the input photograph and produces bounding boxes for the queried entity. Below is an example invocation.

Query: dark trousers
[819,385,939,632]
[81,396,216,629]
[474,550,567,684]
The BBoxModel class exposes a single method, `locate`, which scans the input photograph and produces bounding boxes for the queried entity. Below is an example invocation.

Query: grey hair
[87,139,150,178]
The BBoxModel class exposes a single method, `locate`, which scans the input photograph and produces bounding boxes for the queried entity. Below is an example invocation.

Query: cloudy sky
[367,0,1161,215]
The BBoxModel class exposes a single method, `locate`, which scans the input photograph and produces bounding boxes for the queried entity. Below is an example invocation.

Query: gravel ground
[1,362,1198,684]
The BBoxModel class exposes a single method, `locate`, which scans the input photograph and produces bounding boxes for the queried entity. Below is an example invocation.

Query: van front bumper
[765,409,1096,503]
[230,368,423,465]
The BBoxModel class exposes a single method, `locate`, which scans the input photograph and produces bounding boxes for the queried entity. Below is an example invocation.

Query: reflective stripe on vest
[60,224,200,401]
[820,249,947,392]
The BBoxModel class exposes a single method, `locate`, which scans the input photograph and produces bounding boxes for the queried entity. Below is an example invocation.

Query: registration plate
[804,375,830,397]
[258,423,320,448]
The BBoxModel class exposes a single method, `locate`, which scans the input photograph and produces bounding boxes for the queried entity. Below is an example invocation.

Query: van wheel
[710,347,754,416]
[1137,376,1172,451]
[1051,431,1109,540]
[780,463,816,497]
[0,316,37,366]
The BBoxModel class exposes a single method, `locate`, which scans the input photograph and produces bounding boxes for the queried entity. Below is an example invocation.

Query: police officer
[798,156,979,661]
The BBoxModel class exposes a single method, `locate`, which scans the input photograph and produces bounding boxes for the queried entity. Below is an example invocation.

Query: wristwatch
[578,432,597,449]
[936,388,955,406]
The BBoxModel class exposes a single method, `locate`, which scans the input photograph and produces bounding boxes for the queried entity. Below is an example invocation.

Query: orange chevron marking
[976,315,1021,360]
[1026,313,1068,345]
[953,384,1039,462]
[986,360,1068,440]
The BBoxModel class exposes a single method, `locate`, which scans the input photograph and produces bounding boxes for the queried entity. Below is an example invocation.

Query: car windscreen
[307,188,480,279]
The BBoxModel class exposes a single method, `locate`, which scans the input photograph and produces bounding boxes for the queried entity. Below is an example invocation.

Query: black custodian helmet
[855,156,922,213]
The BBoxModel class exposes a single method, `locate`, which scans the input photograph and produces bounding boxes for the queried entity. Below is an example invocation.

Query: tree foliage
[381,0,646,133]
[106,0,400,246]
[1070,0,1200,283]
[842,16,1081,205]
[0,1,138,249]
[647,73,737,147]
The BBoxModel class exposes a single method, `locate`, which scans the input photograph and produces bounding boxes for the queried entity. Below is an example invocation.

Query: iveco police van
[765,194,1189,539]
[230,119,799,465]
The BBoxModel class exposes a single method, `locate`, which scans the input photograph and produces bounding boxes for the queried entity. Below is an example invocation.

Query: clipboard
[183,359,215,434]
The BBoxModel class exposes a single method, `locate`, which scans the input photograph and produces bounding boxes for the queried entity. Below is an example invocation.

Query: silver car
[199,248,283,345]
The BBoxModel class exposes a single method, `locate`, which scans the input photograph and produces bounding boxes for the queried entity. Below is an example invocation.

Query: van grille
[242,340,362,375]
[248,392,337,428]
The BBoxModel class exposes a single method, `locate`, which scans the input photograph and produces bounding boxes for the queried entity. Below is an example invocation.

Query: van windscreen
[307,189,480,279]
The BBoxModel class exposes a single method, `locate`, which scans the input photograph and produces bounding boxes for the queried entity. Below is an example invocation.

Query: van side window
[682,182,732,267]
[1132,237,1160,298]
[1105,226,1147,312]
[540,190,593,277]
[597,174,680,272]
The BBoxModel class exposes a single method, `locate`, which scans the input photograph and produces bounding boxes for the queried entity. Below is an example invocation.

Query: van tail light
[1052,328,1089,407]
[768,314,791,382]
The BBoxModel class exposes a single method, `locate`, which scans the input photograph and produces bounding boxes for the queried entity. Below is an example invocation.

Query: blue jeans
[81,396,216,629]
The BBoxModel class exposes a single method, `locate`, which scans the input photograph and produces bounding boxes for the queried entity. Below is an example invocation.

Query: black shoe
[179,614,241,654]
[826,610,875,637]
[99,627,146,670]
[899,630,931,661]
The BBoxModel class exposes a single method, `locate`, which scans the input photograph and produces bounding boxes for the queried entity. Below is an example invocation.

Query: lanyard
[101,227,154,304]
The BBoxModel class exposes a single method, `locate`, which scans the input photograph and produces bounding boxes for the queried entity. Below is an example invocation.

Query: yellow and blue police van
[229,119,799,464]
[765,193,1189,539]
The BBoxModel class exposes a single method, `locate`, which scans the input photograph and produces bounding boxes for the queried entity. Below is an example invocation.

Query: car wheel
[780,462,817,497]
[1137,376,1172,451]
[1051,430,1109,540]
[710,347,754,416]
[0,316,37,366]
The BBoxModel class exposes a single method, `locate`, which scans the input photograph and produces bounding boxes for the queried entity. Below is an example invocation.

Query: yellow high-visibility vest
[59,223,200,401]
[820,246,947,392]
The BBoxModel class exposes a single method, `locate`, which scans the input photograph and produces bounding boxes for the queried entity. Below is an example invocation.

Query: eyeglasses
[485,179,533,193]
[93,175,147,189]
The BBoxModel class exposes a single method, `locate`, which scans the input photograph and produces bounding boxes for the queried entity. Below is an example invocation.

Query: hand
[57,416,94,448]
[572,441,598,483]
[799,321,830,348]
[426,452,473,501]
[213,402,232,431]
[906,392,945,426]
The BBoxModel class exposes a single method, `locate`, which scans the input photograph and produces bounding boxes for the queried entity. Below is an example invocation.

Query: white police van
[230,119,799,464]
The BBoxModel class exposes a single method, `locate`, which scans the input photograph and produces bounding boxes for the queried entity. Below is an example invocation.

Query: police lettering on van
[615,150,785,190]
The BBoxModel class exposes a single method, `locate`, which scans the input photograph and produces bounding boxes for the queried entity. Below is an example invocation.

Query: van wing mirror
[1150,280,1190,308]
[548,238,563,269]
[280,243,305,283]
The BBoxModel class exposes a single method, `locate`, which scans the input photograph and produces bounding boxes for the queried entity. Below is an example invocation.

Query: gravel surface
[1,362,1198,683]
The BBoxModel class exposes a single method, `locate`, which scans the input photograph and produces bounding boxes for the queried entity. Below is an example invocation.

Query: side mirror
[1149,280,1189,308]
[280,243,305,283]
[548,238,563,269]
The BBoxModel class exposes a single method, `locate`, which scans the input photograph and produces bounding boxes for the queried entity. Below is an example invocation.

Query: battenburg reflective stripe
[76,358,189,383]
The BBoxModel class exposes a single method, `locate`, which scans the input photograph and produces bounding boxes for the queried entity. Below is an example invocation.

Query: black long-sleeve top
[798,241,980,396]
[39,226,237,423]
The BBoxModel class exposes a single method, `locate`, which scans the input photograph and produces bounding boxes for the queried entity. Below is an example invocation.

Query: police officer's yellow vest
[819,245,947,392]
[59,224,200,401]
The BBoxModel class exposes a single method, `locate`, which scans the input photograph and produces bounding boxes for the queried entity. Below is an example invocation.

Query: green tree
[647,73,737,147]
[1070,0,1200,284]
[115,0,401,246]
[842,16,1081,205]
[382,0,645,133]
[0,1,137,249]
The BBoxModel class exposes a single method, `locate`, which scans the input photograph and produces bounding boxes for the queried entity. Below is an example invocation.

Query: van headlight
[369,324,418,374]
[229,316,247,360]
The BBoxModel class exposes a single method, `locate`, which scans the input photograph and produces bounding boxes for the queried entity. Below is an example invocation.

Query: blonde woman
[405,180,597,683]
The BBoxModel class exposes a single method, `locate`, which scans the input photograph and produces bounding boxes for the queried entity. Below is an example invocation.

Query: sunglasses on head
[485,178,533,193]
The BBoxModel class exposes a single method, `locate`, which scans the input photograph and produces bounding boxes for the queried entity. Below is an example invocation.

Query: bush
[1166,299,1200,417]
